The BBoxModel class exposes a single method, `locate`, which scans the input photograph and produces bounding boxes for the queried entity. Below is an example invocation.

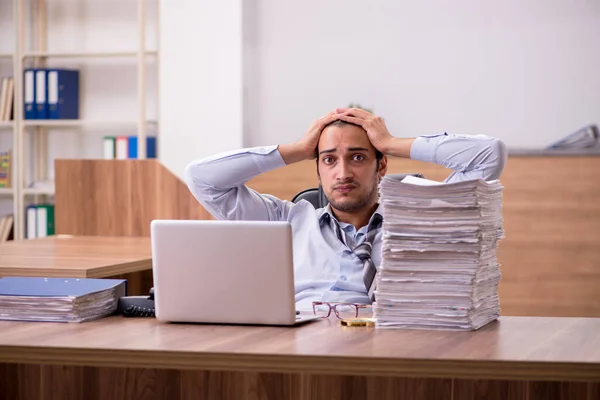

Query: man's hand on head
[337,108,415,159]
[278,110,341,165]
[299,110,342,159]
[336,108,394,154]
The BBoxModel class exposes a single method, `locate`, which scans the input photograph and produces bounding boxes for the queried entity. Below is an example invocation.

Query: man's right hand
[298,111,341,159]
[278,111,340,165]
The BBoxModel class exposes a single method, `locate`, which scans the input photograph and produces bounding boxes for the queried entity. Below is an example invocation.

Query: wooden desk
[0,316,598,399]
[0,235,152,295]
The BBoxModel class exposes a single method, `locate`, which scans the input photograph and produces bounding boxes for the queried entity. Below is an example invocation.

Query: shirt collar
[318,203,384,228]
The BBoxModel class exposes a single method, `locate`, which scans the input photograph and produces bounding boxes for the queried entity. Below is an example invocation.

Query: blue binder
[47,68,80,119]
[0,277,127,297]
[23,69,36,119]
[128,136,157,159]
[35,69,48,119]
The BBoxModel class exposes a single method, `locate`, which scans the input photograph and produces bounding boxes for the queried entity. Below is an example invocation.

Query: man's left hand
[336,108,393,154]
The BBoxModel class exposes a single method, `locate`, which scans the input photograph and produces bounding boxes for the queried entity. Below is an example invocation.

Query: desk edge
[0,346,599,381]
[86,259,153,278]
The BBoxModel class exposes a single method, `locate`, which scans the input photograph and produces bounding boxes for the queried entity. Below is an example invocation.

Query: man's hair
[314,120,384,160]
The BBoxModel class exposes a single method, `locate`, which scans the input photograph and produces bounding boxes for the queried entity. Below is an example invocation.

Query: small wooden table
[0,235,152,295]
[0,316,599,400]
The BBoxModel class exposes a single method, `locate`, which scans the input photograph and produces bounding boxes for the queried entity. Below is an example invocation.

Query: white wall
[244,0,600,149]
[159,0,244,180]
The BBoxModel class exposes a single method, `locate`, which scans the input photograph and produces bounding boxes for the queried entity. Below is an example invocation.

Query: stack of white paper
[373,175,504,331]
[0,277,127,323]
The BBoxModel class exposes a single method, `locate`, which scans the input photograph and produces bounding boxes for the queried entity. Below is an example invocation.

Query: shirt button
[340,275,347,281]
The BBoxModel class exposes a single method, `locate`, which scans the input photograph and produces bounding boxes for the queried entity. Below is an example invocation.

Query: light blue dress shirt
[184,133,507,310]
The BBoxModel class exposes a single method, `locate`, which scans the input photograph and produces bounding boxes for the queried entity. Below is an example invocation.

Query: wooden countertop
[0,235,152,278]
[0,316,599,381]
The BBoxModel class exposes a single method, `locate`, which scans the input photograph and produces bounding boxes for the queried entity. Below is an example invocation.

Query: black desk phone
[117,287,156,317]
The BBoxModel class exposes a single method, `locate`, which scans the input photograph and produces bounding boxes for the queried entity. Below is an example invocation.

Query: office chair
[291,173,424,208]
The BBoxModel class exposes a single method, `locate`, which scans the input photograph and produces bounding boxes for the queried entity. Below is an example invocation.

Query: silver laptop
[150,219,320,326]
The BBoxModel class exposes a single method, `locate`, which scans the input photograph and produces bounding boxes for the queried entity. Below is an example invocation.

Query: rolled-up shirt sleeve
[410,133,508,183]
[184,146,292,221]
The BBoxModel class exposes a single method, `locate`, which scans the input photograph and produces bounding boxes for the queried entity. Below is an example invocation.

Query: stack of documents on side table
[373,175,504,330]
[0,277,127,323]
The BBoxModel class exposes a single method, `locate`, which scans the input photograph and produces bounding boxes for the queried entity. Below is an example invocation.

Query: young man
[185,108,507,310]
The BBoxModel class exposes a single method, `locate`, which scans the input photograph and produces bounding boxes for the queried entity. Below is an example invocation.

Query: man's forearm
[184,146,290,221]
[277,142,312,165]
[185,146,285,191]
[409,133,507,182]
[381,137,417,159]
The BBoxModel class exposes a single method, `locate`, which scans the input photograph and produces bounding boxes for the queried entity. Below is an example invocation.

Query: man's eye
[323,157,334,164]
[352,154,365,161]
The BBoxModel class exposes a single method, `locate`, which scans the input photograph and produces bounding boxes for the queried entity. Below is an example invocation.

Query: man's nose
[336,160,353,181]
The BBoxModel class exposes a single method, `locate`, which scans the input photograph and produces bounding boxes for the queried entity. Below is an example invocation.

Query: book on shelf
[0,277,127,323]
[0,149,12,188]
[103,135,157,159]
[0,76,14,121]
[24,68,79,120]
[0,214,13,242]
[26,203,55,239]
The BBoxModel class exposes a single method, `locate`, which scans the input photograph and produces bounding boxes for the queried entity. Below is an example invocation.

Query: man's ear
[378,155,388,181]
[315,160,321,180]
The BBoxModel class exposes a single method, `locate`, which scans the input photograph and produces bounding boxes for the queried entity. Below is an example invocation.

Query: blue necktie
[329,213,382,302]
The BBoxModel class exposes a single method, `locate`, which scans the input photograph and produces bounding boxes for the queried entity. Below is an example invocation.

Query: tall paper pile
[374,175,504,330]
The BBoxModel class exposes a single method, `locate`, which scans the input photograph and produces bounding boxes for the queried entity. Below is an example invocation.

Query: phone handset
[117,287,155,317]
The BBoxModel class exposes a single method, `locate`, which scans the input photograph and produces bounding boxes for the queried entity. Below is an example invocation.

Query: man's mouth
[334,185,356,193]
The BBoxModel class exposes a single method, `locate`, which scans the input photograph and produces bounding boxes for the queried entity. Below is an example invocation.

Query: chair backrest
[291,173,424,209]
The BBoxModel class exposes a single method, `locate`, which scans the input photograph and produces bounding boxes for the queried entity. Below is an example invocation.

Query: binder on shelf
[4,77,14,121]
[103,136,116,159]
[115,136,129,159]
[48,68,80,119]
[24,69,36,119]
[26,205,37,239]
[36,204,55,238]
[0,77,14,121]
[25,203,55,239]
[0,77,7,120]
[35,69,48,119]
[128,136,157,159]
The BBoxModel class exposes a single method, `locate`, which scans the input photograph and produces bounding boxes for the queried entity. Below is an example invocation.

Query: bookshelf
[23,120,158,128]
[23,51,158,59]
[0,0,159,240]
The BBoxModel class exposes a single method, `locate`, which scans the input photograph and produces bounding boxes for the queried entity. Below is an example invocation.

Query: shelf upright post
[13,0,24,240]
[137,0,147,159]
[32,0,48,207]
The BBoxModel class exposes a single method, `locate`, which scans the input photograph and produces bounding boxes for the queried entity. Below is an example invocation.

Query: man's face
[317,124,387,213]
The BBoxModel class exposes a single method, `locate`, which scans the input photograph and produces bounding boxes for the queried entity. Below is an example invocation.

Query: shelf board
[0,122,15,129]
[23,120,157,128]
[0,188,14,196]
[23,187,55,196]
[23,50,158,59]
[0,53,13,59]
